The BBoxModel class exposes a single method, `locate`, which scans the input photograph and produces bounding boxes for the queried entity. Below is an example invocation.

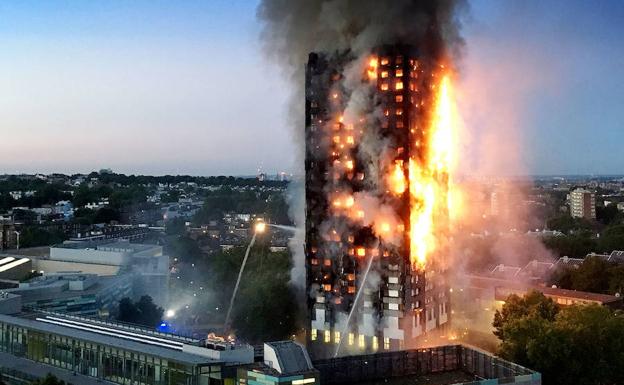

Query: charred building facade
[305,45,451,358]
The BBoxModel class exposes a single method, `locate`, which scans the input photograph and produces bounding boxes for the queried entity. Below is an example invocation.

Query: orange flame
[389,161,406,195]
[367,57,378,80]
[409,73,455,269]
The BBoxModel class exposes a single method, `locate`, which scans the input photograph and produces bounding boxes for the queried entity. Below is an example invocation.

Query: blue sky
[1,0,623,175]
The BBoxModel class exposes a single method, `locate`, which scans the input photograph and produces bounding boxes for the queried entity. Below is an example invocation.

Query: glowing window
[395,69,403,77]
[384,337,390,350]
[311,329,317,341]
[348,333,355,346]
[324,330,331,343]
[380,57,389,65]
[346,136,354,144]
[395,95,403,103]
[372,336,379,351]
[395,81,404,90]
[348,286,355,294]
[356,248,366,257]
[380,83,389,91]
[324,259,331,266]
[333,136,340,144]
[323,284,331,292]
[334,331,341,344]
[311,258,319,266]
[358,334,365,348]
[384,109,390,116]
[381,71,389,78]
[395,109,403,116]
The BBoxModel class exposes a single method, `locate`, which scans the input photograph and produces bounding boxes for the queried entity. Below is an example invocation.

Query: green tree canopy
[116,296,164,328]
[494,292,624,385]
[31,374,69,385]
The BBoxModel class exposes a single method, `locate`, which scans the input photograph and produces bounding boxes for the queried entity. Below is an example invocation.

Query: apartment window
[388,303,399,311]
[395,69,404,77]
[324,259,331,266]
[348,333,355,346]
[396,121,404,128]
[358,334,365,348]
[389,289,399,297]
[381,71,389,78]
[323,284,331,292]
[395,94,403,103]
[324,330,331,343]
[384,337,390,350]
[334,331,341,344]
[381,57,389,65]
[395,81,404,90]
[372,336,379,351]
[311,329,317,341]
[380,83,389,91]
[395,108,403,116]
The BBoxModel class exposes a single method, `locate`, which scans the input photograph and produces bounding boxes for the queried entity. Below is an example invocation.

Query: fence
[312,345,541,385]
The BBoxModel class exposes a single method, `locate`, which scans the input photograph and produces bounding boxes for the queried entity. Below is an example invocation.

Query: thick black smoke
[257,0,466,79]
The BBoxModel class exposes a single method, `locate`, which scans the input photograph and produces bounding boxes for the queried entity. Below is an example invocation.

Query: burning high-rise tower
[304,45,454,358]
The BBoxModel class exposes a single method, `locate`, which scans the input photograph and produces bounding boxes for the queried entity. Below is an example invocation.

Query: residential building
[304,46,450,358]
[569,188,596,219]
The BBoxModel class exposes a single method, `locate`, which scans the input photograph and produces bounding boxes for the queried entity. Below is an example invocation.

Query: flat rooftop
[0,312,216,365]
[53,240,158,253]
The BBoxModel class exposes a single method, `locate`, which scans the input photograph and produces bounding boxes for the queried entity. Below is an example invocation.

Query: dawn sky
[1,0,623,176]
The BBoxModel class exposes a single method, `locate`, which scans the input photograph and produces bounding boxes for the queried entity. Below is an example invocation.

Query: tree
[208,243,300,343]
[597,204,621,226]
[31,374,69,385]
[547,215,592,234]
[569,256,611,292]
[20,226,66,248]
[116,296,164,328]
[165,218,187,236]
[542,233,597,258]
[493,291,559,364]
[598,224,624,253]
[93,207,120,224]
[166,236,203,264]
[494,292,624,385]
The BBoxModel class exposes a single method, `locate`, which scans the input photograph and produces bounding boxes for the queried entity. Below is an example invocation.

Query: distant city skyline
[1,0,623,176]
